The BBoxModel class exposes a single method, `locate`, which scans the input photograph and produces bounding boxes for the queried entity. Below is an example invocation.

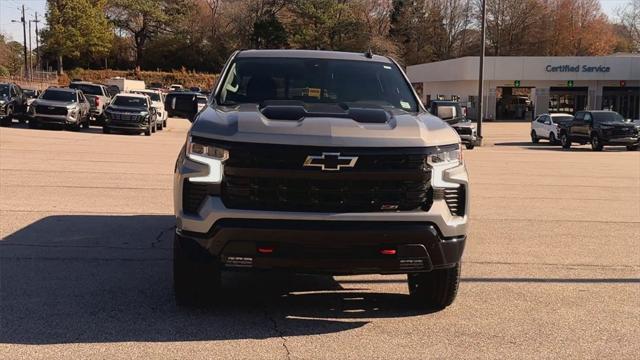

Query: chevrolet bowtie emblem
[303,152,358,171]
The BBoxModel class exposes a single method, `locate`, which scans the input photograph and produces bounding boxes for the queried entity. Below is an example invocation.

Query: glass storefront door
[549,87,588,114]
[602,87,640,119]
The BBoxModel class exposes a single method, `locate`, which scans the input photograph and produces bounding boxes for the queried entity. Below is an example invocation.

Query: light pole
[476,0,487,144]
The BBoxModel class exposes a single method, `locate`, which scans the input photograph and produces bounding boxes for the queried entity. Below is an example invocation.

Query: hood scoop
[259,100,390,124]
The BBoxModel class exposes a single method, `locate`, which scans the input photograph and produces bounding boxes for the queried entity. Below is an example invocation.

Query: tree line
[1,0,639,77]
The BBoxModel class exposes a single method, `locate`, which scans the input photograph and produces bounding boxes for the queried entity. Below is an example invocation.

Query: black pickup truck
[558,110,638,151]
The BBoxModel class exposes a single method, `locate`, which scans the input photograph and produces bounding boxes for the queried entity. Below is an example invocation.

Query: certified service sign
[545,64,610,73]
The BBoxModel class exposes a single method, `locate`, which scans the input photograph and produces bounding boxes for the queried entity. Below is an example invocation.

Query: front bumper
[177,219,465,275]
[459,134,477,144]
[104,118,149,130]
[602,136,639,145]
[33,114,76,124]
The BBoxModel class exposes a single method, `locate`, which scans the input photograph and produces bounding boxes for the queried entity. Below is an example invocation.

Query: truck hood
[32,99,77,108]
[107,105,147,113]
[190,104,460,148]
[599,122,636,129]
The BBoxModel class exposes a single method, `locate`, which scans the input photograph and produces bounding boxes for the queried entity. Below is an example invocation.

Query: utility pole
[476,0,487,144]
[28,18,32,80]
[11,5,29,79]
[31,13,41,74]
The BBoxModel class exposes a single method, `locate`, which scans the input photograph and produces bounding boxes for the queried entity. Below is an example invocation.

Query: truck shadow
[0,215,427,345]
[493,141,631,152]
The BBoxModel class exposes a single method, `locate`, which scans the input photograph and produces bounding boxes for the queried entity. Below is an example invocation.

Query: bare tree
[618,0,640,51]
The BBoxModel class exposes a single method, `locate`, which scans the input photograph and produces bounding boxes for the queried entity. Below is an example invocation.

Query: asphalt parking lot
[1,119,638,359]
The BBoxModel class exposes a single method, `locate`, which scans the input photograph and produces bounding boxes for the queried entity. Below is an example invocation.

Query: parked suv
[103,93,157,136]
[428,100,477,149]
[69,81,112,124]
[132,89,168,130]
[170,50,469,309]
[0,82,28,126]
[559,110,638,151]
[29,87,91,130]
[530,113,573,144]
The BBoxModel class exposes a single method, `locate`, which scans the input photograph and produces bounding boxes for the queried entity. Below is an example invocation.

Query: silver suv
[171,50,469,309]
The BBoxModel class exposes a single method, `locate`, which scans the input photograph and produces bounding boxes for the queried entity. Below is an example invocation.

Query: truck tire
[408,262,461,310]
[28,119,39,129]
[590,134,603,151]
[102,126,111,134]
[465,143,475,150]
[145,125,152,136]
[560,132,571,149]
[0,108,12,126]
[549,132,557,144]
[157,120,163,131]
[530,130,538,143]
[173,234,221,306]
[627,145,638,151]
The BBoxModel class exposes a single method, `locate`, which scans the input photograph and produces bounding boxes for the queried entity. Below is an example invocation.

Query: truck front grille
[214,141,434,213]
[109,112,141,122]
[35,105,67,116]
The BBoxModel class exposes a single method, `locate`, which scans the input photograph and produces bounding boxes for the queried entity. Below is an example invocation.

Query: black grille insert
[443,186,466,216]
[36,105,67,116]
[182,180,210,214]
[216,141,436,213]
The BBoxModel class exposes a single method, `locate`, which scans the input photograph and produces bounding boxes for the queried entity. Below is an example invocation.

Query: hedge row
[60,68,218,90]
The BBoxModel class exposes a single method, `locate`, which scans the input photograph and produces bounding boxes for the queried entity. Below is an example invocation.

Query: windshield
[217,57,418,112]
[0,84,9,97]
[69,83,102,96]
[112,96,146,107]
[133,91,160,101]
[552,115,573,122]
[41,90,76,102]
[593,112,624,123]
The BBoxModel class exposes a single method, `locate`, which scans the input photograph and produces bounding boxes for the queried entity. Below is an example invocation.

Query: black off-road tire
[173,235,221,306]
[408,262,461,310]
[560,132,571,149]
[530,130,539,143]
[591,134,603,151]
[0,108,12,127]
[67,121,81,132]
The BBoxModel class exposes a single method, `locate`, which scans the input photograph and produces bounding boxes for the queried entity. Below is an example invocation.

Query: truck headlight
[427,145,462,167]
[186,137,229,183]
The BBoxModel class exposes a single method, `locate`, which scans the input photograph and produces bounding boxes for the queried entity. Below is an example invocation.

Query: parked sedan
[29,87,91,131]
[531,113,574,144]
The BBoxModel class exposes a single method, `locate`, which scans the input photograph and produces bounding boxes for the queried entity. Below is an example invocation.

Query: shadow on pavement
[340,278,640,284]
[493,141,631,152]
[0,215,427,345]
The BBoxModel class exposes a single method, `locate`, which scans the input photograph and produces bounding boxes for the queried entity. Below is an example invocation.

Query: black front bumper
[104,120,148,130]
[177,219,466,275]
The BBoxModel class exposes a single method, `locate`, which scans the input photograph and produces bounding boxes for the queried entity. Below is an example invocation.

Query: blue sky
[0,0,633,43]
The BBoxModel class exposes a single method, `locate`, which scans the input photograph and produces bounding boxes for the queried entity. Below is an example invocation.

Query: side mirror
[165,94,199,122]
